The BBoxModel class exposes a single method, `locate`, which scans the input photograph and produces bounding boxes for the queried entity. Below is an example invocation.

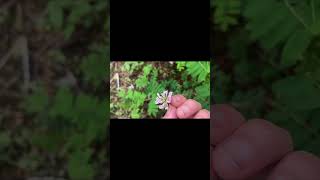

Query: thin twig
[19,36,31,92]
[115,73,120,90]
[0,48,13,70]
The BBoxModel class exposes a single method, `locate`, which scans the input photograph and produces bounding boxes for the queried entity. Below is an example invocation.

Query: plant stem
[311,0,316,24]
[284,0,313,34]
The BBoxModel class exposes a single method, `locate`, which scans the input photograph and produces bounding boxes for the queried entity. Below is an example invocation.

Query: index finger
[171,95,187,107]
[162,105,178,119]
[211,104,246,145]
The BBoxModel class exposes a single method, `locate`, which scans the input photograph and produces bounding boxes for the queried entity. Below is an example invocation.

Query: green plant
[243,0,320,67]
[212,0,320,156]
[121,62,144,74]
[46,0,108,38]
[117,89,147,118]
[23,85,107,179]
[212,0,241,31]
[111,61,210,118]
[80,43,108,88]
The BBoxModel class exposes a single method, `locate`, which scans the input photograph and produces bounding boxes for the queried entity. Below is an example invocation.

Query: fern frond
[243,0,316,66]
[195,83,210,109]
[213,0,241,31]
[186,62,210,83]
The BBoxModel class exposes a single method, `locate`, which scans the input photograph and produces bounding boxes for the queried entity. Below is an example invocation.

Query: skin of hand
[162,95,210,119]
[211,104,320,180]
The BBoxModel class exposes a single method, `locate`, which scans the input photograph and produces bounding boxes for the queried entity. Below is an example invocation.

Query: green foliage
[0,131,11,150]
[68,149,94,180]
[22,6,108,177]
[46,0,108,38]
[80,43,108,87]
[116,89,147,118]
[184,62,211,109]
[272,75,320,110]
[23,86,49,114]
[212,0,241,31]
[121,62,144,74]
[0,0,108,178]
[243,0,320,67]
[24,85,107,178]
[186,61,210,83]
[135,64,153,89]
[112,61,210,118]
[176,62,186,71]
[212,0,320,155]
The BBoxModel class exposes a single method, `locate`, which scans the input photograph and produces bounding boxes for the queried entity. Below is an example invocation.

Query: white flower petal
[162,90,168,97]
[167,92,173,103]
[155,90,173,110]
[162,102,168,110]
[155,97,162,104]
[159,103,165,109]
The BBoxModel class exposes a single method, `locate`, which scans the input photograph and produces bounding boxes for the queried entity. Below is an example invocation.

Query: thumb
[163,105,177,119]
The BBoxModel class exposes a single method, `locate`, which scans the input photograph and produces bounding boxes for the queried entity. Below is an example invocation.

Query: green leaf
[213,0,241,31]
[244,0,314,66]
[147,96,158,117]
[281,29,312,67]
[66,134,91,151]
[135,75,148,89]
[118,89,126,98]
[143,64,152,76]
[48,1,64,29]
[74,94,98,113]
[80,53,107,87]
[186,61,210,83]
[24,86,49,113]
[30,131,65,152]
[68,149,94,180]
[132,91,146,107]
[49,87,74,118]
[309,109,320,132]
[176,62,186,71]
[272,75,320,110]
[131,109,140,118]
[195,83,210,110]
[0,132,11,150]
[68,2,92,24]
[311,20,320,35]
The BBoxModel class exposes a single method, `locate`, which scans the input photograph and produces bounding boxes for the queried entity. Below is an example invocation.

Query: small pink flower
[155,90,173,110]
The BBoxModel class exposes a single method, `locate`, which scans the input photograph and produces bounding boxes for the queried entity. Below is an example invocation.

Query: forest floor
[0,0,108,179]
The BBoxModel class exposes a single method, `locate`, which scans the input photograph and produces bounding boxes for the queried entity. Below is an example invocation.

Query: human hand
[162,95,210,119]
[211,104,320,180]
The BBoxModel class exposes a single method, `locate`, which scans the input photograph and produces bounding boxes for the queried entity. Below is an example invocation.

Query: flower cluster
[155,90,173,110]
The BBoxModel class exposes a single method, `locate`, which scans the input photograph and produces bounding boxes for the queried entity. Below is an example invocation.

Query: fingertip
[171,95,187,107]
[163,105,177,119]
[177,99,202,119]
[267,151,320,180]
[211,104,246,145]
[213,119,293,179]
[194,109,210,119]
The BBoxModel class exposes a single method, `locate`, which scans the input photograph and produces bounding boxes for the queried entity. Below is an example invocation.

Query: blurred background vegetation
[0,0,108,179]
[110,61,210,119]
[212,0,320,156]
